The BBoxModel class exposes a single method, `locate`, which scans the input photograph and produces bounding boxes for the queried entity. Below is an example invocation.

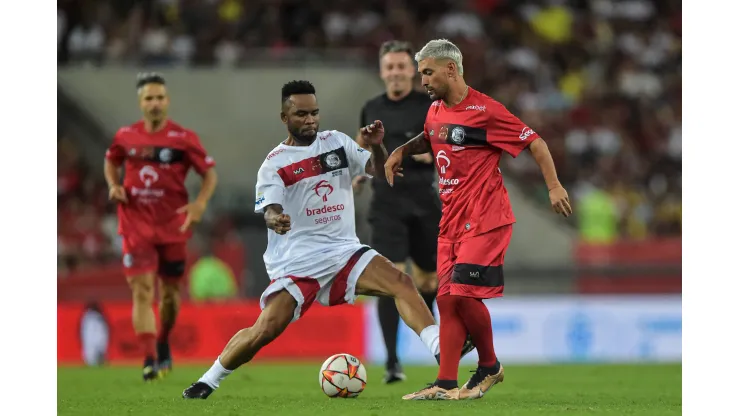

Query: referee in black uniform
[354,40,441,384]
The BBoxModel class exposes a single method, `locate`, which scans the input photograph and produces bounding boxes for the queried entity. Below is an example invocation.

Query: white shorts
[259,245,378,322]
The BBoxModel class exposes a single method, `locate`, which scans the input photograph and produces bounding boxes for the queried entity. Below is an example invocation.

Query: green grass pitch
[58,363,681,415]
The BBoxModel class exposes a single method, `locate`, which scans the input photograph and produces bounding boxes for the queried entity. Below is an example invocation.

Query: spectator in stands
[57,0,681,248]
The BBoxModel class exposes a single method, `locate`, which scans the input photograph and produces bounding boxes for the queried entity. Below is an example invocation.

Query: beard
[289,126,317,145]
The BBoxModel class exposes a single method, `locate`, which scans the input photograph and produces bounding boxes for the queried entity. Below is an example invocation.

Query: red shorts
[437,224,512,299]
[121,235,187,281]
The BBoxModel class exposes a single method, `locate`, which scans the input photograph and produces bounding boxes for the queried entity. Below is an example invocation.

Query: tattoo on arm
[402,133,432,156]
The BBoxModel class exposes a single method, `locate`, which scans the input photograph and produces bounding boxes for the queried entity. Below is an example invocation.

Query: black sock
[157,341,170,361]
[434,379,458,390]
[421,290,437,318]
[144,356,155,368]
[378,296,400,369]
[484,360,501,374]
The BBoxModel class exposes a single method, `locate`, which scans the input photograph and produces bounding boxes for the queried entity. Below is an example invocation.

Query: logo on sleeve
[519,127,535,141]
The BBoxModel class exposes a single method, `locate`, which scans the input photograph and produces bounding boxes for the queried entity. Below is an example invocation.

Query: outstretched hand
[360,120,385,145]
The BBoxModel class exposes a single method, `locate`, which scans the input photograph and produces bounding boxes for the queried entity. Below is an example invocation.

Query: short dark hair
[281,80,316,105]
[379,40,414,61]
[136,72,166,90]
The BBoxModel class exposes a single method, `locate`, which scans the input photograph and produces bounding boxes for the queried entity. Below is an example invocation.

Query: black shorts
[368,187,441,272]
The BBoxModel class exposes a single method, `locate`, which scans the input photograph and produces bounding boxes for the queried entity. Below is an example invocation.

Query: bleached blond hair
[414,39,463,75]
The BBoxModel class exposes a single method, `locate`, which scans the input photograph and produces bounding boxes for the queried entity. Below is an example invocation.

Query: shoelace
[465,368,486,389]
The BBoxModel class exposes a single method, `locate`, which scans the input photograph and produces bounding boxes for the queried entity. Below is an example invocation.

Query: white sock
[198,357,233,389]
[420,325,441,357]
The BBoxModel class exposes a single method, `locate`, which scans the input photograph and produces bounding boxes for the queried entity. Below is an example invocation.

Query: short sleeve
[423,123,431,141]
[186,132,216,176]
[336,131,372,178]
[486,103,540,158]
[105,130,125,165]
[254,160,285,213]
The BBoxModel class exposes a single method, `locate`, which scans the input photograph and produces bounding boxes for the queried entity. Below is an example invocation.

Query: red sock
[436,294,467,382]
[138,333,156,359]
[457,297,497,367]
[157,319,175,344]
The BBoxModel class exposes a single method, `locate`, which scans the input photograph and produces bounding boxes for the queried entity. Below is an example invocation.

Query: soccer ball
[319,353,367,398]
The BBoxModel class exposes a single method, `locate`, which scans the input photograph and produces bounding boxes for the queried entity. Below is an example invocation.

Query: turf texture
[58,363,681,415]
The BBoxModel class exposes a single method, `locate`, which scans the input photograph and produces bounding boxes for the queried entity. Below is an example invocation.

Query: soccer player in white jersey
[182,80,473,399]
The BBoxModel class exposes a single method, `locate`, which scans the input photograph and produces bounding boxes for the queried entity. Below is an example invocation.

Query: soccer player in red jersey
[104,73,218,381]
[385,40,573,401]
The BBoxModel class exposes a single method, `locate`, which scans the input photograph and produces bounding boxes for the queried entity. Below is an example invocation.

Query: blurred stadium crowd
[58,0,681,271]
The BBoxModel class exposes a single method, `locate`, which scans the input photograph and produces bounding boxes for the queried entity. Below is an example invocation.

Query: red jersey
[424,88,540,242]
[105,120,215,243]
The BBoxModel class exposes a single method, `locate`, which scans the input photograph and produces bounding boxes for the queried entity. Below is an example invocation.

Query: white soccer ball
[318,353,367,398]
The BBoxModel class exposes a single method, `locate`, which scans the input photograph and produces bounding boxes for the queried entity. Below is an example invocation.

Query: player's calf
[356,256,436,333]
[355,256,443,358]
[127,274,160,381]
[157,277,182,375]
[183,290,296,399]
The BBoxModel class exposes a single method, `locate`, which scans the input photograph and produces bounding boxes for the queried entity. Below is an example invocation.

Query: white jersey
[254,130,372,280]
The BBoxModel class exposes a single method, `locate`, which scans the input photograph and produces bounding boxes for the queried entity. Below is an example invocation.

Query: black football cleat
[142,365,160,382]
[182,382,214,399]
[382,362,407,384]
[142,357,160,382]
[461,334,476,358]
[157,342,172,376]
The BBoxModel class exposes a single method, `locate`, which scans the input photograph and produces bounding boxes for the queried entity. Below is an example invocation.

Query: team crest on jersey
[159,148,173,163]
[325,152,341,168]
[450,126,466,145]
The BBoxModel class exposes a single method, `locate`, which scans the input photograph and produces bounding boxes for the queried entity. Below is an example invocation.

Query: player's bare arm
[383,132,431,186]
[179,168,218,232]
[103,158,128,204]
[527,137,572,217]
[264,204,291,235]
[359,120,389,177]
[406,134,434,164]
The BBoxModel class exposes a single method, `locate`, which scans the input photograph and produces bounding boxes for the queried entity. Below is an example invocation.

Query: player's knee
[161,282,180,304]
[391,271,419,298]
[132,284,154,304]
[128,276,155,303]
